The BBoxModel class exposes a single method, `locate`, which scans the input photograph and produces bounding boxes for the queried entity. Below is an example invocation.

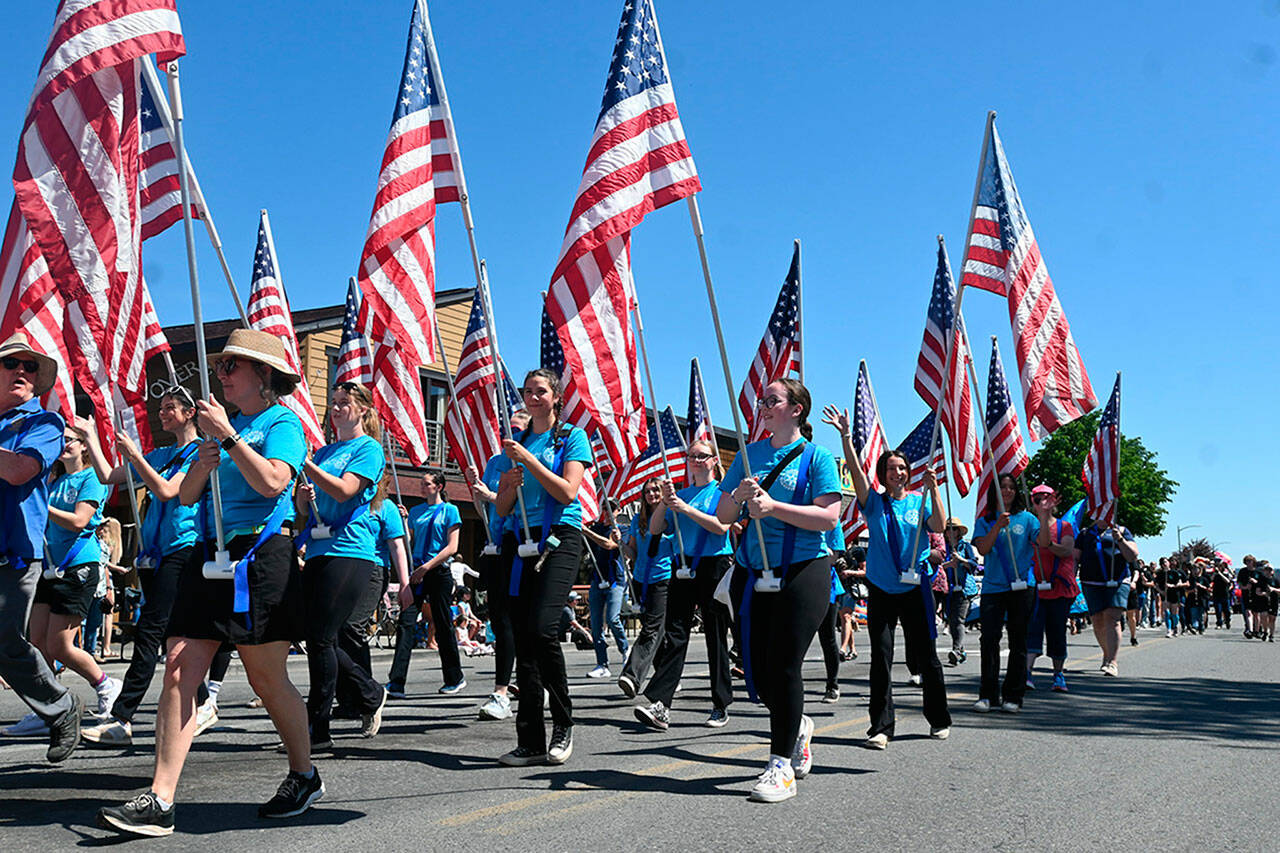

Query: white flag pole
[691,357,720,463]
[486,265,535,553]
[165,60,230,577]
[972,336,1025,588]
[794,238,804,386]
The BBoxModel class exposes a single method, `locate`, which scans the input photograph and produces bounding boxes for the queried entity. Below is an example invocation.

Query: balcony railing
[387,420,460,474]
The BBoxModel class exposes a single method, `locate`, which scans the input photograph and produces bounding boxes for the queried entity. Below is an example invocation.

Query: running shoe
[361,690,388,738]
[246,696,264,708]
[3,712,49,737]
[439,679,467,695]
[863,733,889,750]
[82,719,132,746]
[499,745,547,766]
[617,673,638,698]
[586,665,611,679]
[634,701,669,731]
[791,715,814,778]
[705,708,729,728]
[97,791,174,837]
[821,687,840,704]
[384,682,406,700]
[547,725,573,764]
[750,760,796,803]
[1000,701,1021,714]
[930,726,950,740]
[1051,673,1068,692]
[1131,637,1139,646]
[478,692,513,721]
[1025,676,1036,691]
[258,769,324,818]
[947,649,959,667]
[95,676,123,719]
[1102,661,1119,677]
[47,694,83,763]
[971,698,991,714]
[193,698,219,737]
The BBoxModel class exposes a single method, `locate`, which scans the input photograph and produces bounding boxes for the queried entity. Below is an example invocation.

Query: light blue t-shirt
[0,398,64,563]
[481,453,514,541]
[202,405,306,538]
[374,500,407,571]
[824,526,844,555]
[668,480,731,559]
[490,425,592,530]
[973,510,1040,593]
[47,467,107,568]
[408,501,461,565]
[862,490,935,595]
[629,513,674,584]
[719,439,842,572]
[306,435,385,561]
[136,442,200,557]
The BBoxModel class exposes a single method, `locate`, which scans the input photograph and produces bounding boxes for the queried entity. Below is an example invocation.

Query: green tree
[1021,410,1177,538]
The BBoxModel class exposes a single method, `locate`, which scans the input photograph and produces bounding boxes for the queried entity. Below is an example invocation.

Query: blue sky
[3,1,1277,560]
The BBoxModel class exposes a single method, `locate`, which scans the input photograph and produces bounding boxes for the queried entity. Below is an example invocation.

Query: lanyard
[140,442,200,559]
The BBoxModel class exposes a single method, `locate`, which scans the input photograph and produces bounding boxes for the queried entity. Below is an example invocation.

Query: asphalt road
[2,621,1277,851]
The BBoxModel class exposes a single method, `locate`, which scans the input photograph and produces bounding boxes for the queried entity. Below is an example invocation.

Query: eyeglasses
[214,356,238,377]
[1033,495,1053,503]
[689,452,715,462]
[1,356,39,373]
[332,381,361,393]
[756,395,783,410]
[63,435,81,445]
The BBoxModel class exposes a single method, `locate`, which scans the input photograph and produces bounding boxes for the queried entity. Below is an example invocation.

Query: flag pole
[165,60,230,576]
[861,360,922,585]
[972,335,1025,588]
[684,196,777,590]
[485,269,534,553]
[692,357,721,462]
[794,238,804,386]
[113,409,145,558]
[141,60,249,328]
[383,428,404,505]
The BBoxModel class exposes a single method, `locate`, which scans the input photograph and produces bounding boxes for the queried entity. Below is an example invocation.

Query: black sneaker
[705,707,729,728]
[634,701,669,731]
[258,769,324,818]
[47,693,83,763]
[97,791,175,837]
[547,725,573,764]
[822,687,840,704]
[1130,637,1139,646]
[499,745,547,766]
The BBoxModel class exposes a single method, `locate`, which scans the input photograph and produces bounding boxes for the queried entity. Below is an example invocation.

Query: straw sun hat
[0,331,58,396]
[208,329,300,382]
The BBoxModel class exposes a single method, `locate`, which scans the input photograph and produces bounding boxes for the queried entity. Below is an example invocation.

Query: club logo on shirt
[325,451,353,471]
[777,468,798,493]
[904,508,920,526]
[1011,522,1025,536]
[240,428,266,452]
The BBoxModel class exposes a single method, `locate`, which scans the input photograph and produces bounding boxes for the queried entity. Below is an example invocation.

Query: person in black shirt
[1073,519,1139,676]
[1249,561,1277,642]
[1238,556,1258,638]
[1184,561,1208,635]
[1210,559,1233,629]
[1155,560,1184,638]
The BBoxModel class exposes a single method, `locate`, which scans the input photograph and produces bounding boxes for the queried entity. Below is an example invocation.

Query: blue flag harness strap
[139,442,200,563]
[885,491,939,639]
[509,425,571,599]
[228,495,293,623]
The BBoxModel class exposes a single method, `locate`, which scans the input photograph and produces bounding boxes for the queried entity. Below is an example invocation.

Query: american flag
[334,277,372,385]
[138,62,198,240]
[915,241,981,494]
[839,361,888,544]
[7,3,184,460]
[541,302,598,438]
[545,0,702,475]
[357,1,460,465]
[499,358,525,419]
[607,407,687,506]
[246,212,325,449]
[590,430,615,478]
[739,245,801,441]
[685,357,714,450]
[897,411,947,491]
[974,339,1030,520]
[1081,374,1121,527]
[961,117,1096,440]
[443,294,501,474]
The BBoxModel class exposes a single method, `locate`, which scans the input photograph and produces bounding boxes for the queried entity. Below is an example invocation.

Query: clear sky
[2,1,1277,560]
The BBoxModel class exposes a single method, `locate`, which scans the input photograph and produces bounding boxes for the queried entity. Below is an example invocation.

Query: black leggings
[818,600,840,691]
[511,525,581,751]
[481,537,518,689]
[979,589,1033,706]
[303,555,383,740]
[731,556,831,756]
[620,578,669,689]
[644,555,733,710]
[867,582,951,738]
[387,564,464,689]
[113,548,190,723]
[336,567,387,711]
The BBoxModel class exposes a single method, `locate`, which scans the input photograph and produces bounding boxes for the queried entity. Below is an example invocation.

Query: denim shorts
[1082,582,1130,616]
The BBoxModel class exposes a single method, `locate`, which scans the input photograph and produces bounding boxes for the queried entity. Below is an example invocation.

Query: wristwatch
[221,433,242,451]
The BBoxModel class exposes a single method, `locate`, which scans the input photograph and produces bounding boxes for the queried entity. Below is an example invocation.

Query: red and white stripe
[1081,374,1121,527]
[974,343,1031,521]
[443,300,501,476]
[939,327,982,495]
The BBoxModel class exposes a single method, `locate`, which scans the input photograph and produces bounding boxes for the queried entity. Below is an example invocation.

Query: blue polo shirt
[407,501,461,565]
[974,510,1040,593]
[47,467,107,568]
[136,442,200,557]
[374,500,407,571]
[201,405,306,538]
[668,480,731,559]
[306,435,385,561]
[481,453,514,540]
[489,425,592,530]
[862,490,935,595]
[0,398,64,563]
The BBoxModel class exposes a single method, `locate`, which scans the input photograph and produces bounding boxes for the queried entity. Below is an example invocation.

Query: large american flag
[138,62,197,240]
[541,302,596,437]
[545,0,702,475]
[1081,373,1121,527]
[443,294,501,474]
[739,245,801,442]
[897,411,947,492]
[961,117,1096,440]
[839,361,888,545]
[357,0,460,465]
[685,357,715,450]
[246,212,325,449]
[7,3,184,460]
[974,339,1030,520]
[915,241,981,494]
[334,277,372,385]
[608,406,687,506]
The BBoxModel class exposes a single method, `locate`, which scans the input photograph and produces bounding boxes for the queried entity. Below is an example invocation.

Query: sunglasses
[689,452,715,462]
[214,356,239,377]
[1033,495,1053,503]
[2,356,39,373]
[332,381,361,393]
[63,435,82,445]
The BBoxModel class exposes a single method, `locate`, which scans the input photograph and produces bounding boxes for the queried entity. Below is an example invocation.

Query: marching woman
[972,474,1039,712]
[79,388,200,746]
[1027,484,1077,693]
[97,329,315,836]
[634,438,734,729]
[295,381,388,744]
[716,379,841,803]
[0,333,82,761]
[1074,514,1138,675]
[492,369,591,766]
[617,477,674,700]
[30,421,121,722]
[389,471,465,697]
[823,404,949,752]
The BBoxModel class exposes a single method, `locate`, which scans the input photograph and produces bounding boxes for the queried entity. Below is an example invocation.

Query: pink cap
[1030,484,1056,495]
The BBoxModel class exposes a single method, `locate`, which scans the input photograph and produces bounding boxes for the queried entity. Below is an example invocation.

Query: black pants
[303,556,384,740]
[730,556,831,756]
[979,588,1034,707]
[481,536,517,689]
[511,525,581,751]
[336,567,387,712]
[1213,595,1231,628]
[644,555,733,710]
[620,578,670,689]
[818,601,840,691]
[388,565,464,689]
[867,582,951,738]
[112,548,190,724]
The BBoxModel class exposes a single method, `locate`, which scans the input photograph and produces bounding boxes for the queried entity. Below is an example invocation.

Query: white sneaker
[617,673,637,698]
[478,692,513,721]
[863,732,889,750]
[96,676,123,719]
[908,674,923,687]
[1000,701,1020,714]
[930,726,950,740]
[193,698,219,736]
[586,665,611,679]
[791,715,814,778]
[3,712,49,737]
[972,698,991,713]
[749,760,796,803]
[82,719,132,745]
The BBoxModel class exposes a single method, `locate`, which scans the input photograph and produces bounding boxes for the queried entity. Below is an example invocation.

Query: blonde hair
[97,517,123,564]
[329,383,382,442]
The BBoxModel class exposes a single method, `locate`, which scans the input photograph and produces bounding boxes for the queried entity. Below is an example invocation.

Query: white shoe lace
[755,764,791,789]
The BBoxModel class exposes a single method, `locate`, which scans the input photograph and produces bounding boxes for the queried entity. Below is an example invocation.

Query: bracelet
[220,433,242,451]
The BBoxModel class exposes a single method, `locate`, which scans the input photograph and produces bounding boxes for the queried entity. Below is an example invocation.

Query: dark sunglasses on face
[2,356,39,373]
[689,452,715,462]
[333,381,360,393]
[214,356,238,376]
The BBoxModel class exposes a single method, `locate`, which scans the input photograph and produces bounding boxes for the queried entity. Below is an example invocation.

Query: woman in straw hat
[0,332,83,763]
[98,329,317,837]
